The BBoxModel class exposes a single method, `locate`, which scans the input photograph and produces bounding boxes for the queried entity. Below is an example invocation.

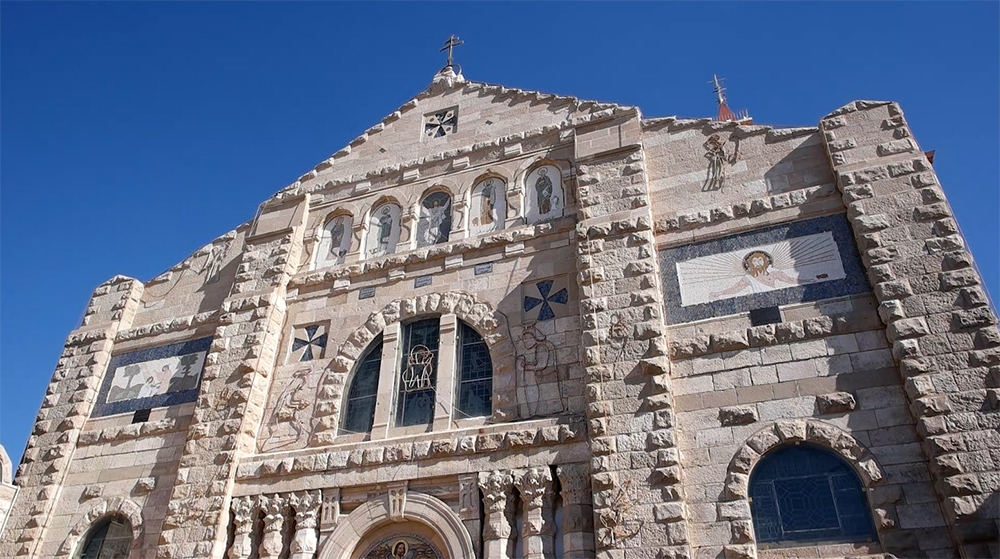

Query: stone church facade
[2,66,997,559]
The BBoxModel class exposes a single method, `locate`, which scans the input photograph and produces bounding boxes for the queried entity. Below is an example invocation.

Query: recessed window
[396,319,440,427]
[77,515,132,559]
[424,107,458,139]
[750,445,877,546]
[341,336,383,435]
[456,322,492,418]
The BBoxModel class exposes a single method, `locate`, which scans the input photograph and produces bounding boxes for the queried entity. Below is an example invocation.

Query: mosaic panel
[521,276,571,323]
[289,323,328,363]
[94,337,211,417]
[359,535,443,559]
[470,176,506,236]
[658,214,869,324]
[524,165,564,224]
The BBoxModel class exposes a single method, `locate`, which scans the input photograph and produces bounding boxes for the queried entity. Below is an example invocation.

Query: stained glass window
[750,445,877,546]
[341,336,383,435]
[456,322,492,418]
[78,516,132,559]
[396,319,440,427]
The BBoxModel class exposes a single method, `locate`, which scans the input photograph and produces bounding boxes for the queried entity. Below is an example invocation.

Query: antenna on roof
[709,74,751,124]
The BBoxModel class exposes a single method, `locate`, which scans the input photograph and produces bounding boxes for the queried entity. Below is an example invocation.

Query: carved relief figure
[259,366,314,453]
[703,133,740,191]
[201,239,232,284]
[515,325,564,418]
[676,231,847,307]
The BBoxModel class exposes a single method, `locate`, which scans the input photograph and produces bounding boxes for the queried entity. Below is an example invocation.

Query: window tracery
[341,336,383,435]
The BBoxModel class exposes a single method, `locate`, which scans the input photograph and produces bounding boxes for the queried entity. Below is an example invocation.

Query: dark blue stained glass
[457,322,492,417]
[750,445,877,546]
[305,325,319,338]
[291,338,309,351]
[342,338,383,435]
[524,296,543,312]
[397,318,440,427]
[301,346,314,361]
[548,288,569,304]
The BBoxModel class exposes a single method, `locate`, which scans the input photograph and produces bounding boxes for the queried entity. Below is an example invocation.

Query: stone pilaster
[458,473,482,559]
[821,100,999,559]
[515,468,554,559]
[478,470,513,559]
[155,195,309,558]
[370,322,401,440]
[572,115,691,559]
[257,495,285,559]
[226,496,255,559]
[433,314,458,430]
[556,464,595,559]
[0,275,143,559]
[289,490,320,559]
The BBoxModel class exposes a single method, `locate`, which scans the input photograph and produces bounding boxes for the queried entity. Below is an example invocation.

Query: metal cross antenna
[710,74,727,106]
[440,34,464,68]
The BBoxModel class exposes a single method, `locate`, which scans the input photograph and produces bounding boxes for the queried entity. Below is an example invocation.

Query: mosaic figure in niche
[259,366,314,452]
[535,167,554,214]
[359,535,442,559]
[515,325,564,418]
[367,203,401,257]
[675,231,847,307]
[417,192,452,247]
[525,165,563,224]
[470,177,507,236]
[317,215,353,268]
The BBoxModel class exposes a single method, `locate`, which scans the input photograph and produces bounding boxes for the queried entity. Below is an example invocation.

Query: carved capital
[514,467,552,510]
[556,463,592,506]
[290,490,322,529]
[259,494,286,533]
[231,496,256,534]
[478,470,513,514]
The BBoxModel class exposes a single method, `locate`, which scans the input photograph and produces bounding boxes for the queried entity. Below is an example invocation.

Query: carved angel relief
[703,133,741,191]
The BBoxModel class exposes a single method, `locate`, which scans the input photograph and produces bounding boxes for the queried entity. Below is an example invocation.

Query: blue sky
[2,2,997,463]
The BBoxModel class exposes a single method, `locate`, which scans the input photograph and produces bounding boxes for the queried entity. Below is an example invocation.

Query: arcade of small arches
[312,160,568,269]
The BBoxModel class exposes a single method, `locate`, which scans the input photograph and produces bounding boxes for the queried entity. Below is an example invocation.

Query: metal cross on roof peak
[440,34,464,68]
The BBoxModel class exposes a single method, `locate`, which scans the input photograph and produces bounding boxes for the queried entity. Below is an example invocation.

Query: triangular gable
[277,69,635,199]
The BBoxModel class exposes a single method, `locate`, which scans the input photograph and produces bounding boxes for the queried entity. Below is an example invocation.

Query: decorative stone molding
[387,481,407,522]
[77,417,184,447]
[719,419,887,559]
[237,421,585,481]
[289,491,321,559]
[514,467,555,559]
[479,470,514,559]
[58,497,143,558]
[316,492,475,559]
[228,496,256,559]
[114,310,219,342]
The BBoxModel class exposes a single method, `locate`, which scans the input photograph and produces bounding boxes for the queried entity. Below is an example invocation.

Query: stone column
[370,321,401,439]
[227,496,256,559]
[451,196,468,239]
[400,204,417,250]
[459,474,483,559]
[505,181,524,228]
[820,100,999,558]
[344,220,366,264]
[0,275,143,559]
[571,115,690,559]
[557,464,595,559]
[258,495,285,559]
[433,314,459,430]
[515,467,555,559]
[478,470,514,559]
[289,490,321,559]
[156,194,310,559]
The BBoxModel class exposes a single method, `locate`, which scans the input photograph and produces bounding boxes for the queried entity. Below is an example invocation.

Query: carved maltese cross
[292,324,328,362]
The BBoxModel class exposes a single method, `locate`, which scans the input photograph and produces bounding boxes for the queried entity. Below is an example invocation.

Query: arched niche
[364,201,402,259]
[314,212,354,269]
[523,162,564,224]
[317,492,474,559]
[415,189,453,248]
[59,498,143,559]
[469,174,507,236]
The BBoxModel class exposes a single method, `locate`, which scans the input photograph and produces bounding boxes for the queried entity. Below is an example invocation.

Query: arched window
[470,176,506,236]
[456,322,492,418]
[416,191,452,247]
[314,214,353,269]
[341,336,383,435]
[77,515,133,559]
[749,445,877,546]
[366,203,401,258]
[396,318,440,427]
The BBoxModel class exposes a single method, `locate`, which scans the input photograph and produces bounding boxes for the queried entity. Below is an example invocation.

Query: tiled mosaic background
[93,337,212,417]
[658,214,870,324]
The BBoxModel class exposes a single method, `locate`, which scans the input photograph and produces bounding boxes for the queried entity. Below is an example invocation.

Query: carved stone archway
[58,497,143,558]
[317,492,475,559]
[309,291,514,446]
[719,419,890,559]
